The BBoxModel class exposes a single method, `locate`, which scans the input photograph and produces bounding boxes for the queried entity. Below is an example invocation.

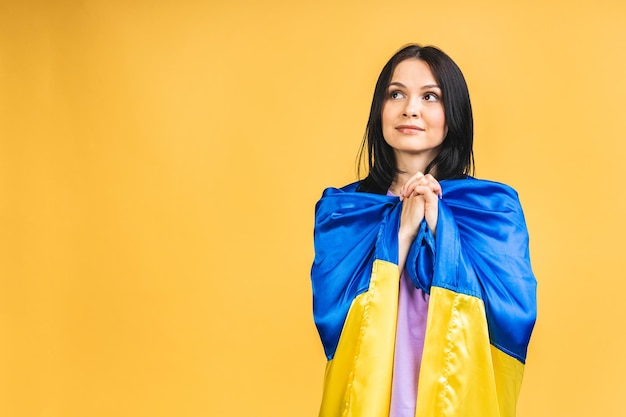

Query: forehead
[390,58,438,86]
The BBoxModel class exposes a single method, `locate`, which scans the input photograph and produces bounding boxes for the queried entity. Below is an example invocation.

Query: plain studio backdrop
[1,0,625,416]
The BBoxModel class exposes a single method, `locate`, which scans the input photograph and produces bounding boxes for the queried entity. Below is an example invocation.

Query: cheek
[430,107,447,130]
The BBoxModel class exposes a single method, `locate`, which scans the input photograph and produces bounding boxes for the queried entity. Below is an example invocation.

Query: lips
[396,125,425,134]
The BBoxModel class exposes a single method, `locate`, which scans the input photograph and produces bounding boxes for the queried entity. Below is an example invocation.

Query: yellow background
[1,0,625,416]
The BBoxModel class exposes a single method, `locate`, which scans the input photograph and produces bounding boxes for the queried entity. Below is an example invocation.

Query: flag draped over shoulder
[311,178,537,417]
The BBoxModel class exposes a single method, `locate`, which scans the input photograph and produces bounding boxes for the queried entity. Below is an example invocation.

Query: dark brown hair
[357,44,474,193]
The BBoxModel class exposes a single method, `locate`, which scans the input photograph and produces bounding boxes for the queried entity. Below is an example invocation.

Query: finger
[402,172,442,198]
[401,172,425,196]
[422,174,443,198]
[428,181,442,199]
[402,193,426,215]
[411,184,439,201]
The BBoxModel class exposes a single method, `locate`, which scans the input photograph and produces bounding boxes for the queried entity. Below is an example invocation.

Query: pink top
[389,269,430,417]
[388,191,430,417]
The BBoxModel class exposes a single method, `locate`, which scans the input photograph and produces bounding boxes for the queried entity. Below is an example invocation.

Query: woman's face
[381,58,447,166]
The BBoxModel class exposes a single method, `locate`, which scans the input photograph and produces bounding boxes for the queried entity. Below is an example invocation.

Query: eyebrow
[388,81,441,90]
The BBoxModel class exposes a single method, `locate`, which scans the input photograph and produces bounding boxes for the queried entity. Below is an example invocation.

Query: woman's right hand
[397,193,425,272]
[399,193,426,244]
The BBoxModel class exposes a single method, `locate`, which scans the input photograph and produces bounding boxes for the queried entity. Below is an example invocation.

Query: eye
[389,90,405,100]
[423,92,440,102]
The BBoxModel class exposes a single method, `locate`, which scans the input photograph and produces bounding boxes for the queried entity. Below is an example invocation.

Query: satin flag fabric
[311,178,537,417]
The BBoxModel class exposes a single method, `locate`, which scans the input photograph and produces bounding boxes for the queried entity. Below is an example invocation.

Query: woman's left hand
[400,173,441,236]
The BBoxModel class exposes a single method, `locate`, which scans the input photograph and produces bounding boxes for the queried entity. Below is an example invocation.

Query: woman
[311,44,537,417]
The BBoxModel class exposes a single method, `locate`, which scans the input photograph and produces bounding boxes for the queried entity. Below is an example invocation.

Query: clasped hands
[398,172,441,240]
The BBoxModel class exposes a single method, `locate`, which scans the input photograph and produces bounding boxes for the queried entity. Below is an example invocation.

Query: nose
[402,96,420,118]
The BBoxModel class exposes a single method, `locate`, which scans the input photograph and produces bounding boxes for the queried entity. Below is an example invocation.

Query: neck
[389,152,437,194]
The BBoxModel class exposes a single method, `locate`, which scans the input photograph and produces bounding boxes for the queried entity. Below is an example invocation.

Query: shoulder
[318,181,388,201]
[318,181,360,197]
[443,176,518,194]
[441,176,522,213]
[315,181,397,216]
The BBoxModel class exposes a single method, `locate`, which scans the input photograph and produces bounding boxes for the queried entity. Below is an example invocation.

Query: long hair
[357,44,474,194]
